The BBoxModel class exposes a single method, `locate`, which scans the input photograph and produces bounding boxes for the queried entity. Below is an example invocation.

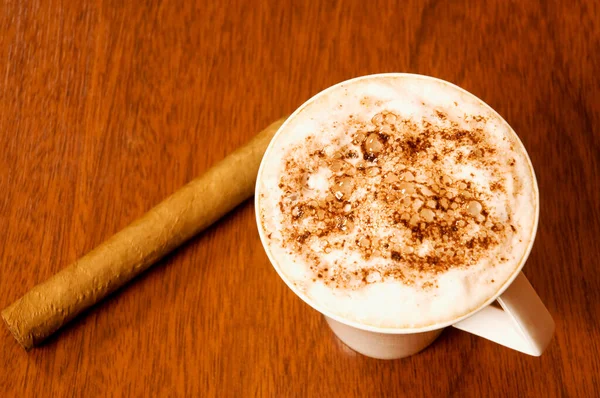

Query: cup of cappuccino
[255,74,554,359]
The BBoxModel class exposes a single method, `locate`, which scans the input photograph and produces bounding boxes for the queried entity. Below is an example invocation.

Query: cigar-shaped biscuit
[2,118,286,350]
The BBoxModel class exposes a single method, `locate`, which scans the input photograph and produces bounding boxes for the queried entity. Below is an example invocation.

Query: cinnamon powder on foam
[258,77,535,328]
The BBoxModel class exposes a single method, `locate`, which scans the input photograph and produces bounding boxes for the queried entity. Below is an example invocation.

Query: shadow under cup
[255,73,554,360]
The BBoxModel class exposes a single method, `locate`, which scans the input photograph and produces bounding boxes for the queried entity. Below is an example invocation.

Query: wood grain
[1,0,598,396]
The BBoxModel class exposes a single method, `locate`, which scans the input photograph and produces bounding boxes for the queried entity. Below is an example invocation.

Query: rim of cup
[255,73,540,334]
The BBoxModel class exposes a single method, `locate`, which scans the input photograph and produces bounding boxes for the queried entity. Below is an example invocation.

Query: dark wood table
[1,0,598,396]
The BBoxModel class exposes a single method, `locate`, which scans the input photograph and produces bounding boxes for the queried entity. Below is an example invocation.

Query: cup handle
[452,272,555,356]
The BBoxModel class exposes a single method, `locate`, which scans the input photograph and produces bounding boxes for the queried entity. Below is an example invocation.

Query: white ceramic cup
[256,73,555,360]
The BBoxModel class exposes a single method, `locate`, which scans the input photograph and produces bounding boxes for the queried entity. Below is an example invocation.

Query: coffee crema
[257,75,537,329]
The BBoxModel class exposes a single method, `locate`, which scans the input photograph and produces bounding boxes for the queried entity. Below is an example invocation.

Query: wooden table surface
[1,0,599,396]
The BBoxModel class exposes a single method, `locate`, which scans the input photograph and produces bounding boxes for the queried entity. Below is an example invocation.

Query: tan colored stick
[2,118,286,350]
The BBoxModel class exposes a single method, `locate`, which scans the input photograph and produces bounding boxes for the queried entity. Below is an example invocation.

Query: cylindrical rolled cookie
[1,118,286,350]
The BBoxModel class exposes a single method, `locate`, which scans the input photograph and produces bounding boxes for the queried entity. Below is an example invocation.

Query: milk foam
[257,75,537,329]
